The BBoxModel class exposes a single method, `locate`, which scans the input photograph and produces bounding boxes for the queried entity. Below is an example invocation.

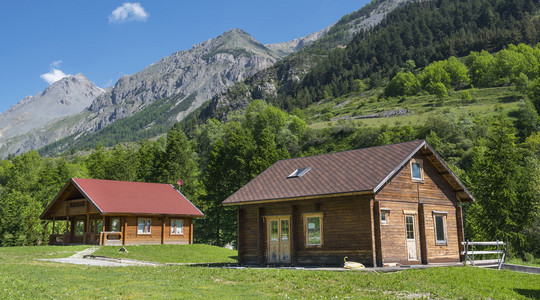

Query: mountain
[194,0,419,123]
[2,0,421,157]
[1,28,311,157]
[0,74,103,141]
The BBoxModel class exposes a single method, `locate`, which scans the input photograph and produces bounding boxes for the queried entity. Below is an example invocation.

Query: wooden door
[405,214,418,261]
[267,216,291,263]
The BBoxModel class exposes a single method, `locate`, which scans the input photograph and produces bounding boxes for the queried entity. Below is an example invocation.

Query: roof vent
[287,167,311,178]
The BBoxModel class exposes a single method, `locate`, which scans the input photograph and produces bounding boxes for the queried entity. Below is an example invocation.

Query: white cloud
[109,3,149,23]
[40,61,70,85]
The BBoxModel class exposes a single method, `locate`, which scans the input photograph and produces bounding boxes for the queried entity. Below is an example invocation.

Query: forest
[0,0,538,262]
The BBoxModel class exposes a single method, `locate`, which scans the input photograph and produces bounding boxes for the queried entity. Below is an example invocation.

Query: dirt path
[38,247,155,267]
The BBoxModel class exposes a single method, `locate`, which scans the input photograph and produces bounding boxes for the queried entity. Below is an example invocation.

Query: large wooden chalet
[40,178,203,246]
[223,140,474,267]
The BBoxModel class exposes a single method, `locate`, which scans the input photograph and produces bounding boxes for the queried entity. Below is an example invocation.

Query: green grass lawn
[0,245,538,299]
[92,244,238,264]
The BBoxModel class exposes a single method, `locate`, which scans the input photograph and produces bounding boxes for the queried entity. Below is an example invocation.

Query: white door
[405,214,418,261]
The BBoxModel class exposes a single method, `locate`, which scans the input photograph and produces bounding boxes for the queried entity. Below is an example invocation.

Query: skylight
[287,167,311,178]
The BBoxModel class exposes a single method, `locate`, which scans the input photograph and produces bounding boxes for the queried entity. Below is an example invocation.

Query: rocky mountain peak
[0,73,104,141]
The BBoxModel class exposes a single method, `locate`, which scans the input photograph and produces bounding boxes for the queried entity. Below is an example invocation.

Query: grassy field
[92,244,238,264]
[307,86,521,129]
[0,245,538,299]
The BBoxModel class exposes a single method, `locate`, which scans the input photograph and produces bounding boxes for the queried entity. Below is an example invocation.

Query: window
[75,221,85,236]
[111,217,121,232]
[287,167,311,178]
[171,219,184,235]
[433,213,447,245]
[410,159,423,181]
[380,209,390,224]
[138,218,151,234]
[90,219,103,233]
[303,213,323,246]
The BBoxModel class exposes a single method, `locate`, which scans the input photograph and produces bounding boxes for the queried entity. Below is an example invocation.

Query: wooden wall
[375,152,461,265]
[239,195,374,266]
[123,216,192,245]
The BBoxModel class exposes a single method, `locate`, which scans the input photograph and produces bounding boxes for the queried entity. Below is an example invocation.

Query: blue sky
[0,0,370,113]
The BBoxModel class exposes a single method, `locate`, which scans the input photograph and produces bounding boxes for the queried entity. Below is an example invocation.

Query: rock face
[84,28,284,132]
[0,74,103,140]
[0,28,306,157]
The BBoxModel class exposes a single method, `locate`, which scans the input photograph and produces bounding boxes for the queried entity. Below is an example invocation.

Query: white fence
[461,240,508,270]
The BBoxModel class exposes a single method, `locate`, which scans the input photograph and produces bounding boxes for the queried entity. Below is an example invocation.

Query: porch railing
[84,233,101,245]
[100,231,123,246]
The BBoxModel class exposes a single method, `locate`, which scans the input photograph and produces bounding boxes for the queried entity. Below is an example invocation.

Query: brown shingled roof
[223,140,474,205]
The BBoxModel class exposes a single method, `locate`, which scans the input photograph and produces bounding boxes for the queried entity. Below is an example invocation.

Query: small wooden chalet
[40,178,203,246]
[223,140,474,267]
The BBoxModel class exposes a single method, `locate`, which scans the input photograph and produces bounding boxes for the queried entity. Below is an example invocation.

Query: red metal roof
[72,178,203,216]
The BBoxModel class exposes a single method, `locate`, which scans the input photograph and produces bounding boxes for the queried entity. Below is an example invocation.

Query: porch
[49,214,126,246]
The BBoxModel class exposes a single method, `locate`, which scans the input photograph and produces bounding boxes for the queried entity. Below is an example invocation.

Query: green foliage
[157,124,200,200]
[466,114,538,258]
[466,50,495,87]
[384,72,420,97]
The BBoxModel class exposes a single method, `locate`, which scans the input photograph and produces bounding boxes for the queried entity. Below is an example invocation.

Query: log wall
[123,216,192,245]
[239,195,374,266]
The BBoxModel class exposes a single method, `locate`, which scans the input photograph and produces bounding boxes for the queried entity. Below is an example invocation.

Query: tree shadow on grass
[514,288,540,299]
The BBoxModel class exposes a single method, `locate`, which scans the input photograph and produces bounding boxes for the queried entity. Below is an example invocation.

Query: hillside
[195,0,540,124]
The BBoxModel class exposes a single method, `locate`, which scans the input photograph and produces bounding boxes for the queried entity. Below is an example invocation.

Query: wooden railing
[461,241,508,269]
[84,233,101,245]
[100,231,122,246]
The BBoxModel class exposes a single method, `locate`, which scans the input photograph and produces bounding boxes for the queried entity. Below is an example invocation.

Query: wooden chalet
[223,140,474,267]
[40,178,203,246]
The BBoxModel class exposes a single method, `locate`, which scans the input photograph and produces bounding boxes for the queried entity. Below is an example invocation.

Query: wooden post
[122,217,127,245]
[237,208,244,265]
[257,207,265,265]
[373,200,383,267]
[291,205,298,265]
[52,217,56,236]
[102,216,106,246]
[161,217,165,245]
[65,216,70,245]
[190,219,194,244]
[418,203,428,265]
[368,199,377,267]
[456,205,465,262]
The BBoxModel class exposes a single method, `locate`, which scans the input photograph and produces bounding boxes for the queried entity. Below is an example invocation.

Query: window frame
[433,212,448,245]
[380,208,390,225]
[410,159,424,182]
[302,212,324,247]
[170,219,184,235]
[137,218,151,235]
